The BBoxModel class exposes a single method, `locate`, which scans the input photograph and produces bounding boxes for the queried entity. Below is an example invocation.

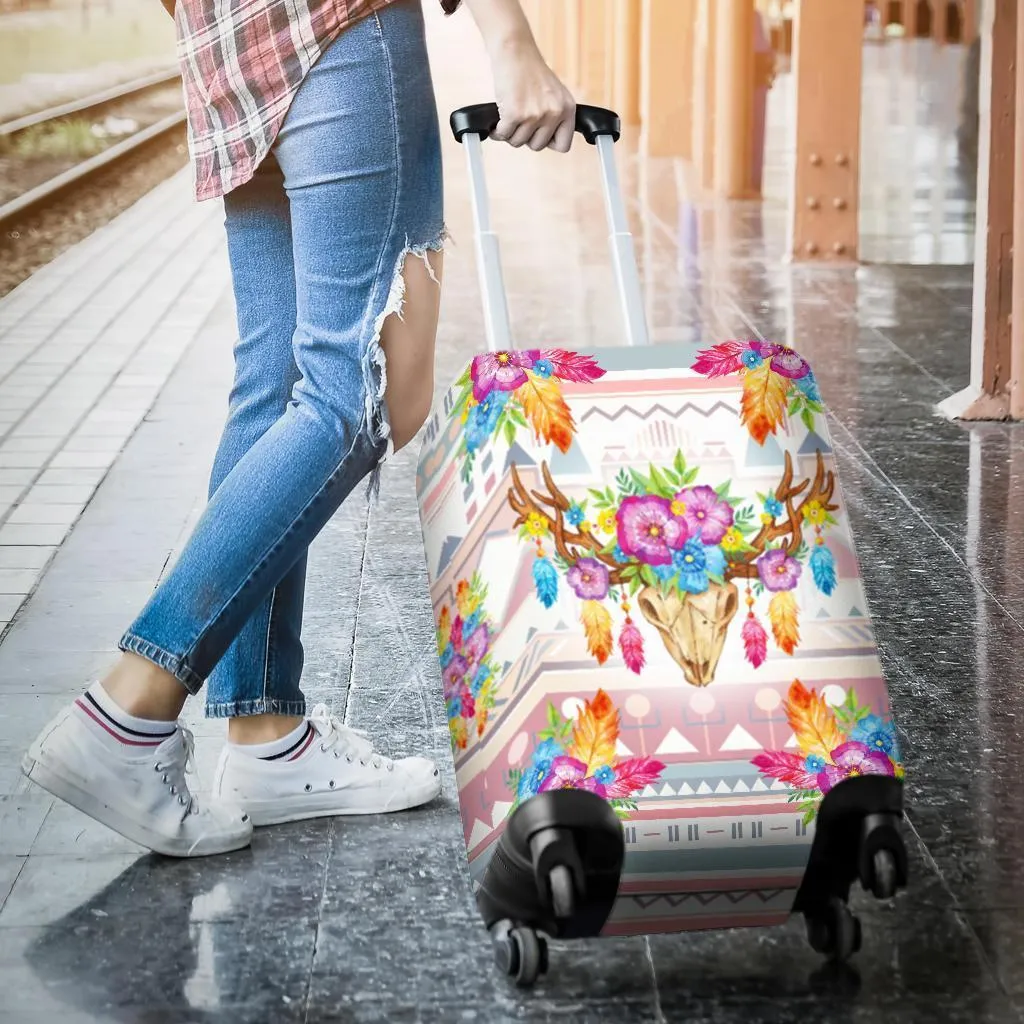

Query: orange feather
[568,688,619,774]
[768,590,800,655]
[580,600,613,665]
[516,373,575,453]
[785,680,842,760]
[741,363,788,445]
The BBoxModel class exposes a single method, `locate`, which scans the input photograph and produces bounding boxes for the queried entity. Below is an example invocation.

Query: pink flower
[672,485,734,544]
[750,341,783,360]
[461,624,489,668]
[769,348,811,380]
[816,741,895,793]
[616,496,680,566]
[471,350,540,401]
[538,755,609,797]
[442,655,469,700]
[757,548,802,592]
[566,557,610,601]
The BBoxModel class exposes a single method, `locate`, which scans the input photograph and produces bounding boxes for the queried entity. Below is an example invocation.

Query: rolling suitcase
[416,103,908,987]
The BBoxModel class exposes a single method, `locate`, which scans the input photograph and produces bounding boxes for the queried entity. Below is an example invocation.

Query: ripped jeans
[118,0,444,716]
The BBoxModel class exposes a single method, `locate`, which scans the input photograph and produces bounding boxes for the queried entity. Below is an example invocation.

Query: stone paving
[0,14,1012,1024]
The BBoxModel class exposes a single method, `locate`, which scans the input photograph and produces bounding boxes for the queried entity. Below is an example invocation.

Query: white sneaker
[211,704,442,826]
[22,704,253,857]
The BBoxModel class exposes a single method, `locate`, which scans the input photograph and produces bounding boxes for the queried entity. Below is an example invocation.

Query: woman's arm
[460,0,575,152]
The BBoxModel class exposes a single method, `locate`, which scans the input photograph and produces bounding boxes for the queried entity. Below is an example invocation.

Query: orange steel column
[692,0,718,189]
[713,0,758,198]
[790,0,863,261]
[640,0,696,156]
[963,0,977,43]
[1012,0,1024,417]
[564,0,582,89]
[613,0,642,124]
[549,1,567,78]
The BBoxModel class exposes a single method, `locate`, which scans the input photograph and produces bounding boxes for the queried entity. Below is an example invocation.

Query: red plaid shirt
[174,0,458,201]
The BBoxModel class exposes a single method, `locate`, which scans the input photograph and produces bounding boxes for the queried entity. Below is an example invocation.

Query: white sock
[73,682,177,753]
[230,720,314,762]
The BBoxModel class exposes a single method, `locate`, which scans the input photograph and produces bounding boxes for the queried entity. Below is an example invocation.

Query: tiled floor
[0,18,1007,1024]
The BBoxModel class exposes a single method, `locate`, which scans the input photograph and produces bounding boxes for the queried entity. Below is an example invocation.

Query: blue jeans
[119,0,444,717]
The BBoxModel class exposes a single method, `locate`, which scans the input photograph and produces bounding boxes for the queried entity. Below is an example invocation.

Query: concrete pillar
[789,0,863,261]
[613,0,642,124]
[692,0,718,189]
[940,0,1018,420]
[640,0,696,156]
[1009,0,1024,418]
[714,0,759,198]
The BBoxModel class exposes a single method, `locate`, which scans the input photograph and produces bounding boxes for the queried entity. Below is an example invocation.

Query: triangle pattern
[490,800,514,826]
[468,819,492,849]
[658,783,675,798]
[679,782,695,796]
[816,608,831,619]
[752,778,769,792]
[504,442,535,471]
[733,779,750,793]
[746,432,785,468]
[615,738,633,756]
[784,733,798,748]
[719,725,763,752]
[714,780,732,795]
[770,779,788,791]
[549,440,593,476]
[641,785,659,798]
[656,727,699,755]
[436,535,462,576]
[849,606,864,618]
[799,430,832,455]
[696,781,713,795]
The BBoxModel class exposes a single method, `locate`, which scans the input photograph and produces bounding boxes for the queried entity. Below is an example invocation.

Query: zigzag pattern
[628,888,790,909]
[580,400,740,424]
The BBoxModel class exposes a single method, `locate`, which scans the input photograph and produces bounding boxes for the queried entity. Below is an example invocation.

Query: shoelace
[308,704,392,771]
[155,725,199,819]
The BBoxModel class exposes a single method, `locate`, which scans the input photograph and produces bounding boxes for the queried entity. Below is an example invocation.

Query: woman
[22,0,575,856]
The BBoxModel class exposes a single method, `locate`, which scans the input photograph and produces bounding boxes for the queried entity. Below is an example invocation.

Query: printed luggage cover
[416,342,902,937]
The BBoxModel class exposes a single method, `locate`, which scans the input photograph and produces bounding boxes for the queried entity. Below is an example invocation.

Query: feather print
[542,349,606,383]
[532,556,559,608]
[516,372,575,453]
[567,689,619,774]
[740,363,789,444]
[768,590,800,655]
[437,606,451,652]
[741,612,769,668]
[618,621,646,674]
[607,756,666,798]
[785,680,843,760]
[810,545,837,596]
[691,341,746,378]
[581,600,614,665]
[749,750,818,790]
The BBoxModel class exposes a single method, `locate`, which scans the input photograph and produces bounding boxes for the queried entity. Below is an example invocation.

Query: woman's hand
[462,0,576,152]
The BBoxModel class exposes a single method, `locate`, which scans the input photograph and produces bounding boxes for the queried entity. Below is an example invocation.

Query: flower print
[612,543,629,563]
[802,501,826,526]
[462,623,490,668]
[532,358,554,378]
[764,495,784,518]
[670,497,687,516]
[741,347,764,370]
[579,520,592,534]
[804,753,826,773]
[597,508,617,534]
[616,495,679,566]
[769,348,811,380]
[442,655,469,697]
[673,485,734,544]
[816,741,895,793]
[524,512,549,538]
[757,548,803,592]
[448,684,476,721]
[749,341,783,360]
[463,409,490,454]
[462,609,481,637]
[470,662,492,698]
[515,738,563,802]
[674,539,710,594]
[704,544,727,578]
[471,350,539,401]
[653,563,678,583]
[538,756,609,797]
[566,557,611,601]
[851,714,899,758]
[593,765,616,786]
[721,527,745,552]
[439,643,455,669]
[566,502,585,527]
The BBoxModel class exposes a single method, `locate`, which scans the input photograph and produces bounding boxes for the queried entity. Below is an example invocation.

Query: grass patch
[1,117,110,159]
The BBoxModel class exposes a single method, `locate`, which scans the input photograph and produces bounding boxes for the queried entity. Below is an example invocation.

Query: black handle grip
[450,103,621,145]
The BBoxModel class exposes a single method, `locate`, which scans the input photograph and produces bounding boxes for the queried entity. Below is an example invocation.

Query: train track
[0,68,186,230]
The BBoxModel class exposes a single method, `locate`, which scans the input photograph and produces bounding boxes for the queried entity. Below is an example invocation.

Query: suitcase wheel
[490,920,548,989]
[805,897,863,964]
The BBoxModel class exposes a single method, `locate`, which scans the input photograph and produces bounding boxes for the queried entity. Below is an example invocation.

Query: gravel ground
[0,126,188,297]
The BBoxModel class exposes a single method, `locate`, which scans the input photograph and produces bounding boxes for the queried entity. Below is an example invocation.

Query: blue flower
[463,610,482,637]
[704,544,727,579]
[764,496,784,518]
[797,372,821,403]
[613,544,629,563]
[674,539,710,594]
[653,563,678,583]
[593,765,615,785]
[439,643,455,668]
[742,348,764,370]
[531,738,562,765]
[518,738,562,801]
[533,358,554,378]
[566,502,585,527]
[804,754,826,773]
[447,694,464,719]
[478,390,508,430]
[470,663,491,697]
[852,715,898,757]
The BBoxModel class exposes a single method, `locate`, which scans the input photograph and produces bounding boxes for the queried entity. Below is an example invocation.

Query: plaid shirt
[173,0,459,201]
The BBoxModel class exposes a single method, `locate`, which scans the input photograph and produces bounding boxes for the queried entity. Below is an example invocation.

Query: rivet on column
[835,153,849,167]
[833,197,848,210]
[805,242,819,255]
[833,242,846,255]
[807,197,820,210]
[809,153,822,166]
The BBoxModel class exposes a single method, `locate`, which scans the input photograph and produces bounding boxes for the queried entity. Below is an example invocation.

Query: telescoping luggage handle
[451,103,650,351]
